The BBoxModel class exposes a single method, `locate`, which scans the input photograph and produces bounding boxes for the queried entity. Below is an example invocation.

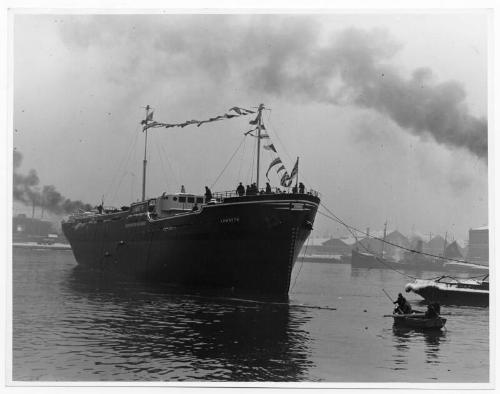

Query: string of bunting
[243,111,297,187]
[141,106,256,131]
[142,104,299,188]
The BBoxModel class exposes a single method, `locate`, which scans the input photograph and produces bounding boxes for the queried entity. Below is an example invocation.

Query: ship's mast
[381,221,388,258]
[142,105,151,202]
[443,231,448,257]
[256,103,264,190]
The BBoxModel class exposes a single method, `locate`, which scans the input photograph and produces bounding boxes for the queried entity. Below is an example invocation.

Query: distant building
[321,238,352,255]
[424,235,446,256]
[12,214,55,240]
[444,241,463,260]
[467,226,489,265]
[301,236,355,256]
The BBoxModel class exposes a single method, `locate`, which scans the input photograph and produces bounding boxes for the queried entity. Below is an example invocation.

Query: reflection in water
[13,249,489,382]
[392,326,446,367]
[390,327,411,370]
[58,267,315,381]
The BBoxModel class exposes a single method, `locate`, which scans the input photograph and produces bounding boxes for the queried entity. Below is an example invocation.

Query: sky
[12,11,489,241]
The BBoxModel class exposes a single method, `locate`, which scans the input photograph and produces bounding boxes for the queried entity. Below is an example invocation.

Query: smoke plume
[13,149,93,214]
[245,26,487,159]
[57,17,487,159]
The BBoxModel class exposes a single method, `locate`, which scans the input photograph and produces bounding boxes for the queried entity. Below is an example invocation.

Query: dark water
[12,248,489,382]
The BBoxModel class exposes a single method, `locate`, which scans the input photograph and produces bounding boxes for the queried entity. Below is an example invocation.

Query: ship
[62,104,320,296]
[350,222,403,269]
[405,275,489,306]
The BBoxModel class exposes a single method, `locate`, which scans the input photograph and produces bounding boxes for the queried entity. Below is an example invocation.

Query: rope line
[316,206,487,281]
[237,136,247,182]
[107,124,140,204]
[319,202,478,265]
[154,142,170,190]
[210,136,247,190]
[158,142,180,189]
[291,235,310,291]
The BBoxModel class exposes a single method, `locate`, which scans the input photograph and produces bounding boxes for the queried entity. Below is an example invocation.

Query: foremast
[138,103,301,198]
[256,103,264,189]
[142,105,152,201]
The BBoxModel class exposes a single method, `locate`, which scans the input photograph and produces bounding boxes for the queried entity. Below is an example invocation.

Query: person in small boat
[181,185,186,193]
[236,182,245,196]
[245,184,251,195]
[292,184,298,194]
[393,293,412,314]
[265,182,272,194]
[424,303,441,318]
[298,182,305,194]
[205,186,212,201]
[192,203,199,211]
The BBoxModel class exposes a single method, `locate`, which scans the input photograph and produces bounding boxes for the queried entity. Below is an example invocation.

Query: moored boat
[405,275,489,306]
[351,248,402,269]
[297,254,343,264]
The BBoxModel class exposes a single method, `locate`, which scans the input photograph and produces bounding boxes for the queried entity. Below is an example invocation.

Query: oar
[382,288,394,303]
[382,288,404,314]
[383,313,425,318]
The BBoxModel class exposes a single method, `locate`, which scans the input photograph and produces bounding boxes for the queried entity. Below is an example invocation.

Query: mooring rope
[316,203,487,282]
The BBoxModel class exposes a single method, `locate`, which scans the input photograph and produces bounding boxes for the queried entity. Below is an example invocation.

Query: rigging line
[210,136,247,190]
[237,135,247,181]
[265,110,313,189]
[249,135,257,184]
[158,141,180,189]
[264,110,294,164]
[107,124,141,204]
[432,273,489,281]
[154,141,170,190]
[109,126,139,202]
[319,202,473,265]
[103,123,139,200]
[110,127,142,204]
[291,234,310,292]
[317,210,451,281]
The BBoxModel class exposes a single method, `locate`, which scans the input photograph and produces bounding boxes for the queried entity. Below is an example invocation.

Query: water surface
[12,248,489,382]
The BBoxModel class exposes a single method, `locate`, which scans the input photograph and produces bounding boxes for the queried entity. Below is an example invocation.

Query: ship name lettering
[220,217,239,224]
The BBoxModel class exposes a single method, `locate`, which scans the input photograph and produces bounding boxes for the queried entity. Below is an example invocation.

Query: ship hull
[350,249,399,269]
[408,286,489,306]
[62,194,319,296]
[405,279,489,306]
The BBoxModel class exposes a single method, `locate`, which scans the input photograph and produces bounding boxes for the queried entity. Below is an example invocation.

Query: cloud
[56,16,486,160]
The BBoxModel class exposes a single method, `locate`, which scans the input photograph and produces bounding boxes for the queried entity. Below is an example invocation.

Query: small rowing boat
[390,313,447,329]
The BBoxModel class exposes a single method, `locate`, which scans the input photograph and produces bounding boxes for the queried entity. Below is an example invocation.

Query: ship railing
[67,211,98,221]
[68,205,125,219]
[212,186,320,201]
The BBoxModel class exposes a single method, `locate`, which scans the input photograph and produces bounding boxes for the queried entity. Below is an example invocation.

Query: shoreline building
[467,226,489,266]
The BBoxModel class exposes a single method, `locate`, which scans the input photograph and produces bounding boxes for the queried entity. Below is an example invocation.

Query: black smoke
[57,17,487,159]
[246,26,487,159]
[13,149,93,214]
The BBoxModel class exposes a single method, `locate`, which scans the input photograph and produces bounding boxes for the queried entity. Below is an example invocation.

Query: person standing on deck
[205,186,212,201]
[236,182,245,196]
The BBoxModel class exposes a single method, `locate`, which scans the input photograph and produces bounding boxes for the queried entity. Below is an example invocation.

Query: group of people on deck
[235,181,306,197]
[184,181,310,212]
